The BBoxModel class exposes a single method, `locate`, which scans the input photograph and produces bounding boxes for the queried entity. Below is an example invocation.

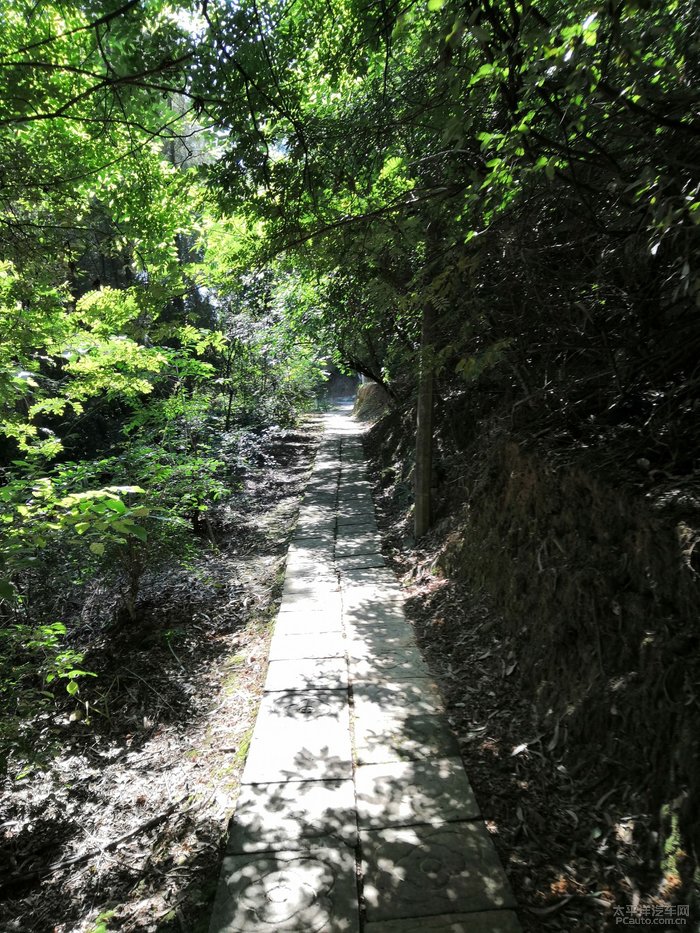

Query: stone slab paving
[293,527,337,543]
[342,588,405,611]
[210,842,360,932]
[336,521,378,538]
[285,554,336,571]
[284,558,335,577]
[341,567,405,595]
[268,631,347,661]
[361,824,516,921]
[353,719,462,768]
[277,592,343,615]
[211,406,520,933]
[337,496,375,513]
[344,602,408,627]
[337,553,386,571]
[363,912,522,933]
[287,540,336,557]
[341,471,368,485]
[296,502,337,516]
[293,527,336,542]
[337,509,376,526]
[353,680,462,766]
[340,480,373,495]
[355,759,480,829]
[281,575,338,598]
[304,495,338,509]
[264,657,349,692]
[242,690,353,783]
[345,627,418,658]
[349,645,430,681]
[273,609,343,636]
[334,536,383,558]
[288,537,336,551]
[228,782,357,853]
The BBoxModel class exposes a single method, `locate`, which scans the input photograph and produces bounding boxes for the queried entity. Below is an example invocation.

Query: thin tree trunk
[225,387,235,430]
[223,341,241,430]
[414,302,434,538]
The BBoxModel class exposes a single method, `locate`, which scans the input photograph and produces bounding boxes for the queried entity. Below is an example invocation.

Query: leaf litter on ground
[0,420,322,933]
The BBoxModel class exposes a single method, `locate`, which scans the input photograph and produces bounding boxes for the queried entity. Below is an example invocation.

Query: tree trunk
[414,302,434,538]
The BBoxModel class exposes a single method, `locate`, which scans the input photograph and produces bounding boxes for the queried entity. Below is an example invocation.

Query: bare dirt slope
[364,414,697,933]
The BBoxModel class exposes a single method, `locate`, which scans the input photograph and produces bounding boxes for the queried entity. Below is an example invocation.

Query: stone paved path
[210,406,521,933]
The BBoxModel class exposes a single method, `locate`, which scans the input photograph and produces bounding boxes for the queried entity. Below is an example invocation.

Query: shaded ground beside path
[0,422,320,933]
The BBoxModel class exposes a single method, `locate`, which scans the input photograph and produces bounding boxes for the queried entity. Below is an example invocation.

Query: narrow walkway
[210,407,521,932]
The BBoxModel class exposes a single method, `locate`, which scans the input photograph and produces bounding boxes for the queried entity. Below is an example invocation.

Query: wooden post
[414,302,434,538]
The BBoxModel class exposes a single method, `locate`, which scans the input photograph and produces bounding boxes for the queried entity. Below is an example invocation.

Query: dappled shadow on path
[209,583,519,932]
[206,410,519,933]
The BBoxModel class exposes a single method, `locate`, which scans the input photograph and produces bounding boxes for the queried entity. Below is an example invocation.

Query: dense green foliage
[244,0,699,435]
[0,0,332,773]
[0,0,698,866]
